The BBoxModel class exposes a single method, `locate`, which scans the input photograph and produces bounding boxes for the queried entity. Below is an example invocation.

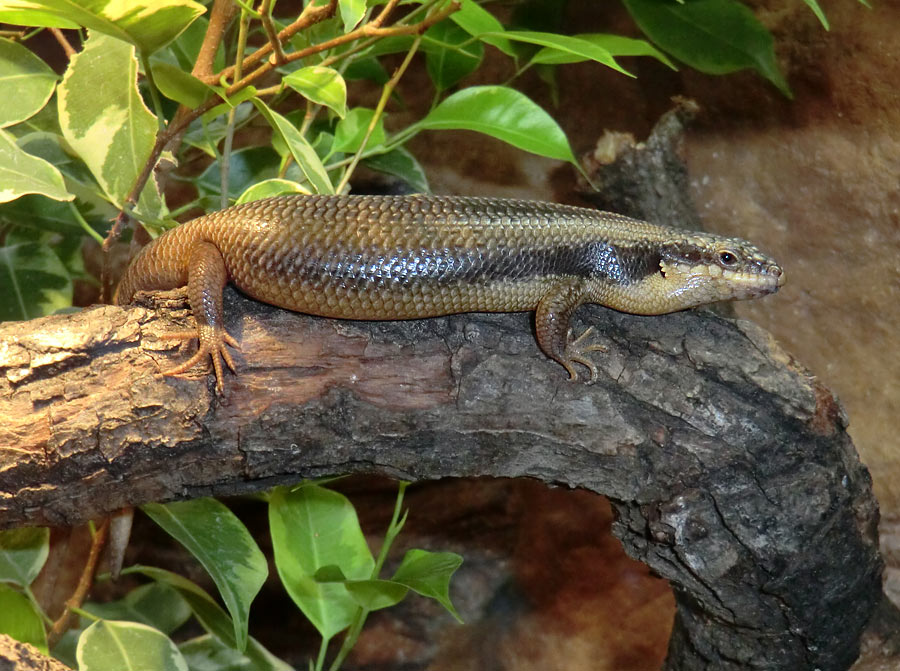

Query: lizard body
[115,195,784,391]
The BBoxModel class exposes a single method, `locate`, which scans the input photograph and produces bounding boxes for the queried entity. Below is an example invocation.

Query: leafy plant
[0,0,852,320]
[0,482,462,670]
[0,0,864,667]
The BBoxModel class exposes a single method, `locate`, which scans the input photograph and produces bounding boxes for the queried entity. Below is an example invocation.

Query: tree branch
[0,285,883,670]
[191,0,238,80]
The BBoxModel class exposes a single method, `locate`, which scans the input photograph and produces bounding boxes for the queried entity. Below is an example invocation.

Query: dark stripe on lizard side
[254,240,665,289]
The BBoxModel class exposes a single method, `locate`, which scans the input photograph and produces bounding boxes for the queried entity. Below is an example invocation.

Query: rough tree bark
[0,635,70,671]
[0,102,886,669]
[0,284,884,670]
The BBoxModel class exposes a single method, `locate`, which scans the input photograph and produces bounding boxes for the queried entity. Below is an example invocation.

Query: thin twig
[199,0,338,86]
[46,519,110,648]
[368,0,401,31]
[49,27,76,58]
[228,0,456,96]
[192,0,238,79]
[221,6,252,208]
[335,35,423,194]
[102,0,460,269]
[259,0,288,66]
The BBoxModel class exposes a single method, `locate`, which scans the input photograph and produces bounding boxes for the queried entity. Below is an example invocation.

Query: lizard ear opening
[659,261,669,278]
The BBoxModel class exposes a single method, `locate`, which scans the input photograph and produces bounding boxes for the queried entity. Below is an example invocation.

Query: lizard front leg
[534,279,607,382]
[159,240,239,393]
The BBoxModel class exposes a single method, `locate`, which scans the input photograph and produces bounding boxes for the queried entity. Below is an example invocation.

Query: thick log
[0,284,883,670]
[0,634,71,671]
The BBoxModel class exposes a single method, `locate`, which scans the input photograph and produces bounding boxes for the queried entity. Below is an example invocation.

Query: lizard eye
[718,250,738,266]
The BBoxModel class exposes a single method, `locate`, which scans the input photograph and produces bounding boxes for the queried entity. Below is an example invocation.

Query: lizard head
[654,233,785,308]
[584,230,784,315]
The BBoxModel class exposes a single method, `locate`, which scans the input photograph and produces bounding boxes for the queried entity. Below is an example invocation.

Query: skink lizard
[115,194,784,392]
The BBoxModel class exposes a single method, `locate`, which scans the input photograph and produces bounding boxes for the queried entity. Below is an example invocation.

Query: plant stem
[139,53,167,135]
[46,519,110,648]
[221,6,252,208]
[68,203,104,245]
[325,482,409,671]
[375,481,409,574]
[314,636,329,671]
[328,480,409,671]
[49,27,76,57]
[335,36,422,193]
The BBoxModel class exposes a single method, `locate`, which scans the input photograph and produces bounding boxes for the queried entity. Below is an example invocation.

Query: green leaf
[0,5,76,28]
[0,192,110,274]
[10,97,60,135]
[201,86,257,124]
[623,0,791,96]
[0,0,206,55]
[343,55,388,84]
[15,130,112,205]
[0,242,71,320]
[343,579,408,612]
[417,85,576,164]
[236,179,309,204]
[77,620,189,671]
[84,582,192,635]
[284,66,348,118]
[339,0,366,32]
[332,107,386,154]
[5,221,86,280]
[487,30,631,76]
[185,102,253,157]
[392,549,463,621]
[151,61,214,108]
[0,38,57,128]
[0,527,49,587]
[311,547,463,617]
[57,31,165,219]
[179,634,294,671]
[0,196,84,238]
[0,129,72,203]
[424,21,484,91]
[362,146,430,194]
[531,33,677,70]
[450,0,514,56]
[195,146,304,206]
[123,565,238,648]
[0,584,47,653]
[268,485,375,641]
[803,0,829,29]
[142,499,268,652]
[253,98,334,194]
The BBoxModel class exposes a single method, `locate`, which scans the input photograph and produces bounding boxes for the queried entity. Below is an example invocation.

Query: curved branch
[0,287,882,670]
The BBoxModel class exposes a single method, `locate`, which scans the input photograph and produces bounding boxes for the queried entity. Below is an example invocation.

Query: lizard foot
[158,327,240,394]
[562,327,607,383]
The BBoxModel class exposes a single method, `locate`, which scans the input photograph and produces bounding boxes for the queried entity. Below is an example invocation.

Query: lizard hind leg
[535,280,607,383]
[160,241,240,394]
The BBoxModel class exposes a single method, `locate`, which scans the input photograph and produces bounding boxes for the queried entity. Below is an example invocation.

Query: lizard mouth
[722,266,784,297]
[661,260,785,302]
[666,261,784,289]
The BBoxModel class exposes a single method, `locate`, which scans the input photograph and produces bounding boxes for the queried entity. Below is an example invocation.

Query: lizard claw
[563,327,607,383]
[158,326,240,393]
